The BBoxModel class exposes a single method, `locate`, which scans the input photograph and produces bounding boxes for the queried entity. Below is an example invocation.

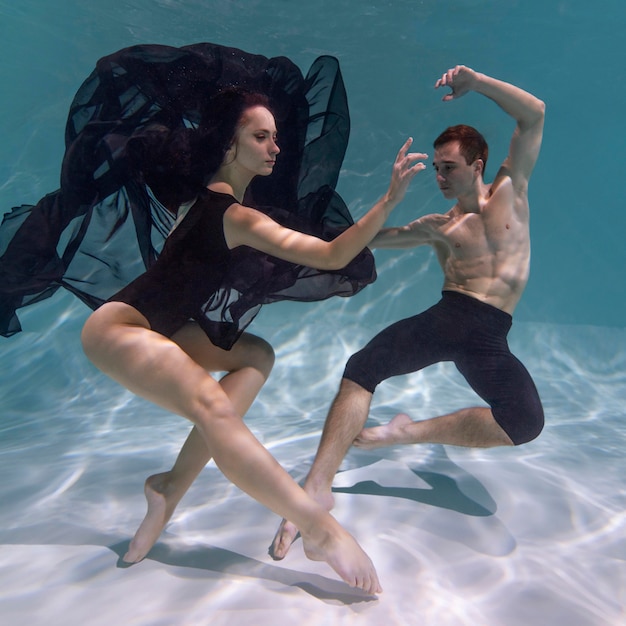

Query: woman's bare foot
[123,472,179,563]
[268,488,335,561]
[353,413,414,450]
[300,519,382,594]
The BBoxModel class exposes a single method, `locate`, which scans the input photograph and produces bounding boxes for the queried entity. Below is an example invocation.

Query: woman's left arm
[224,139,428,270]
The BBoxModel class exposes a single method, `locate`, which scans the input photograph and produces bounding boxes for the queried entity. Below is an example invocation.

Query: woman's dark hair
[125,88,271,210]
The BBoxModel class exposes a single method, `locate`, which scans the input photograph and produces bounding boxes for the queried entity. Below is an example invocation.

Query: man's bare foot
[268,518,300,560]
[123,472,178,563]
[301,520,382,594]
[353,413,414,450]
[268,488,334,560]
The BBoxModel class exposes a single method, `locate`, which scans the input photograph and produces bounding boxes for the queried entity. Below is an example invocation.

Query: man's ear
[473,159,484,177]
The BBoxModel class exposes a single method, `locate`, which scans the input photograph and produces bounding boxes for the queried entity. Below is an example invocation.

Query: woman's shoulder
[196,186,240,210]
[202,186,240,205]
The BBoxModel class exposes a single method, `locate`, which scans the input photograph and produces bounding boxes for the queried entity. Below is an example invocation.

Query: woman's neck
[208,167,252,203]
[207,180,240,200]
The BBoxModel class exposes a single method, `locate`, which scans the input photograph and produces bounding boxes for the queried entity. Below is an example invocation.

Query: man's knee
[343,351,378,394]
[338,376,371,397]
[499,407,544,446]
[514,414,544,445]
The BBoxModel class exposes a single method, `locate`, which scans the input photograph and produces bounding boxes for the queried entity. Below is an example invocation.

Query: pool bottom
[0,295,624,625]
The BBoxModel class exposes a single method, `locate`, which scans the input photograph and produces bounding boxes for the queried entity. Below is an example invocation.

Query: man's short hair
[434,125,488,172]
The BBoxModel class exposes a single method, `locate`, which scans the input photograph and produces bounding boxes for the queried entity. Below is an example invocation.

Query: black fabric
[0,43,376,342]
[343,291,544,445]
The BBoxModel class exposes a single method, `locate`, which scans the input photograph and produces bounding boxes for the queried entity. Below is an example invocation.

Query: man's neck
[455,180,491,214]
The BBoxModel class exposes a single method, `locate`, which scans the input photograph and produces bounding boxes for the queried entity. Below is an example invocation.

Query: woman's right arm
[224,138,427,270]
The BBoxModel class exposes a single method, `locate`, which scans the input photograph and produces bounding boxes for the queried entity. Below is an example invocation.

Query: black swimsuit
[108,188,235,339]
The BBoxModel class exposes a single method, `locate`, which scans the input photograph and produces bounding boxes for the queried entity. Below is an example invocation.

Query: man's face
[432,141,477,200]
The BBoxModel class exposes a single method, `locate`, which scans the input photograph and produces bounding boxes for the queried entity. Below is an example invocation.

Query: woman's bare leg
[270,379,372,559]
[125,325,274,562]
[82,304,381,593]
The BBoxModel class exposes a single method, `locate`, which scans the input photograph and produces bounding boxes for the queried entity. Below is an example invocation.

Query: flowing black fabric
[0,43,376,345]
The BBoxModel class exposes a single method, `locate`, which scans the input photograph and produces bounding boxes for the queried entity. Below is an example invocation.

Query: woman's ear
[223,141,236,165]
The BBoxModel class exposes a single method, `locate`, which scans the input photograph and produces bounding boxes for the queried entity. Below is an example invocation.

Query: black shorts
[343,291,544,445]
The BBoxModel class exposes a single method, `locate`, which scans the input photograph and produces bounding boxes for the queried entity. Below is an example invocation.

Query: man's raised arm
[435,65,545,186]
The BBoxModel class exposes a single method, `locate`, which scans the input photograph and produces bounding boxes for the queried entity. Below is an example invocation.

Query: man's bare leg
[354,407,514,449]
[270,378,373,560]
[124,328,274,563]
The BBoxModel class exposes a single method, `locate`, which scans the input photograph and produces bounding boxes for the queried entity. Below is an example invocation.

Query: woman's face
[227,106,280,178]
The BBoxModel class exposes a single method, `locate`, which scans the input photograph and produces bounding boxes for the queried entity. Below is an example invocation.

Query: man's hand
[435,65,479,102]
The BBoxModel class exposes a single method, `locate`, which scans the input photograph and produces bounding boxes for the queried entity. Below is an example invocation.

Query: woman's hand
[385,137,428,206]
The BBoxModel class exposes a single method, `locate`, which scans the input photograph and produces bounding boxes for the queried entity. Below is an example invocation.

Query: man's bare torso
[425,177,530,314]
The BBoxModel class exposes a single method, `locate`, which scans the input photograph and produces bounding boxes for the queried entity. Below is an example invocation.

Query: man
[270,64,545,559]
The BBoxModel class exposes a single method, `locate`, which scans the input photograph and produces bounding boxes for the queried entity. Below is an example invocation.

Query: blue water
[1,1,624,625]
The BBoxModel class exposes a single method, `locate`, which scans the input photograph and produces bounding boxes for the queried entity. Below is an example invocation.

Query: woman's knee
[190,377,241,425]
[239,333,275,378]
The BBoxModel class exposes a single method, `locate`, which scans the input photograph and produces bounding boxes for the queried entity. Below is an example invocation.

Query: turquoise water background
[1,0,625,327]
[0,2,624,625]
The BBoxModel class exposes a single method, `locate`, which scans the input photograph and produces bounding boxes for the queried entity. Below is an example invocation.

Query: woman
[1,43,427,592]
[80,87,426,594]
